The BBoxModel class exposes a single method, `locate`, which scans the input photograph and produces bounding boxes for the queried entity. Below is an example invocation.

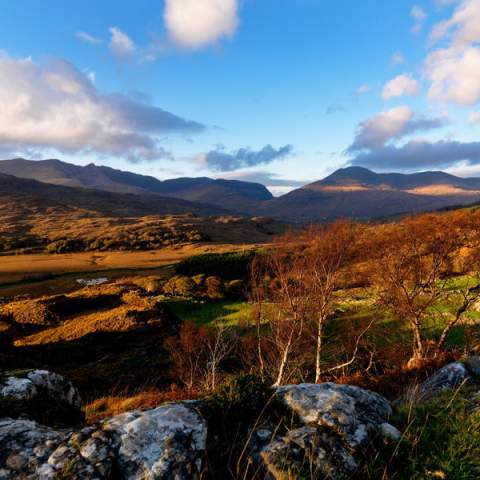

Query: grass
[357,388,480,479]
[167,298,253,326]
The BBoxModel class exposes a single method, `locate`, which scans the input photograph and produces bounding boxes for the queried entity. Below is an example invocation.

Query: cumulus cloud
[109,27,136,57]
[350,139,480,170]
[0,52,204,163]
[382,73,420,100]
[426,45,480,105]
[197,144,293,172]
[75,31,101,45]
[348,106,446,152]
[426,0,480,105]
[164,0,239,50]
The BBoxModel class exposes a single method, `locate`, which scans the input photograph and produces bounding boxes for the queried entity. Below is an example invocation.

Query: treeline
[0,226,207,254]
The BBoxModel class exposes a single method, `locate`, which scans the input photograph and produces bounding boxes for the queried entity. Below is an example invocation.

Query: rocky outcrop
[0,402,207,479]
[276,383,397,448]
[0,370,81,408]
[260,426,357,480]
[0,418,115,479]
[254,383,400,479]
[104,403,207,480]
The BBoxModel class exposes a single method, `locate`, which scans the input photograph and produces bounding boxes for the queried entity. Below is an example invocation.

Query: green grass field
[167,299,253,326]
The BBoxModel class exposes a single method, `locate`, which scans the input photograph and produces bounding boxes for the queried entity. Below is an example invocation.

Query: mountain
[316,166,480,191]
[0,159,273,213]
[259,166,480,222]
[0,172,229,218]
[3,159,480,223]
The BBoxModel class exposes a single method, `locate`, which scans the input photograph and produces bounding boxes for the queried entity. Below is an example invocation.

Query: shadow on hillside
[0,313,180,400]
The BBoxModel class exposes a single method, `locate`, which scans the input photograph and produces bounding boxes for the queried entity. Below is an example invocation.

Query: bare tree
[250,234,313,386]
[250,222,373,385]
[203,321,237,391]
[164,321,210,393]
[302,221,358,382]
[374,215,466,366]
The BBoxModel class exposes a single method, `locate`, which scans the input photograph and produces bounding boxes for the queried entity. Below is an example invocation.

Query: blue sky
[0,0,479,193]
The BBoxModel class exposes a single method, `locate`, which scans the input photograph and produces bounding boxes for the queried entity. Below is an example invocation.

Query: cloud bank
[197,144,293,172]
[350,140,480,170]
[164,0,239,50]
[348,106,446,152]
[0,52,204,163]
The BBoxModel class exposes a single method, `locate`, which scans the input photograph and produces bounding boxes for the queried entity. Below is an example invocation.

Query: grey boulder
[0,418,115,479]
[104,402,207,480]
[260,426,357,480]
[276,383,397,448]
[406,362,471,403]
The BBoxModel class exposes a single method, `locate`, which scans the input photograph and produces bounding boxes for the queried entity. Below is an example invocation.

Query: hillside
[260,166,480,221]
[0,158,273,213]
[0,173,283,254]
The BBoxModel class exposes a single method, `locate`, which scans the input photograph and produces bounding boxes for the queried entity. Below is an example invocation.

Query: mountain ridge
[0,158,273,214]
[3,158,480,221]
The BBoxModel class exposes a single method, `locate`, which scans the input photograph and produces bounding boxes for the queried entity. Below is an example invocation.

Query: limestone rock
[0,370,82,408]
[276,383,394,448]
[0,418,115,479]
[260,426,357,480]
[104,402,207,480]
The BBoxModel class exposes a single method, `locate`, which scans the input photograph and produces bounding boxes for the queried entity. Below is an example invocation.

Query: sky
[0,0,479,194]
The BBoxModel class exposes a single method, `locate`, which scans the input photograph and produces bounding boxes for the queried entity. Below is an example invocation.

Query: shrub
[176,251,256,280]
[163,275,196,297]
[205,276,224,299]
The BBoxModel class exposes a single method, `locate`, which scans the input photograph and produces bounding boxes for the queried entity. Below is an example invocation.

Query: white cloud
[109,27,136,57]
[470,111,480,124]
[382,74,420,100]
[411,5,427,33]
[349,106,446,151]
[391,52,406,65]
[426,46,480,105]
[75,31,101,45]
[430,0,480,47]
[426,0,480,105]
[0,52,204,163]
[411,5,427,22]
[164,0,239,49]
[356,84,371,95]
